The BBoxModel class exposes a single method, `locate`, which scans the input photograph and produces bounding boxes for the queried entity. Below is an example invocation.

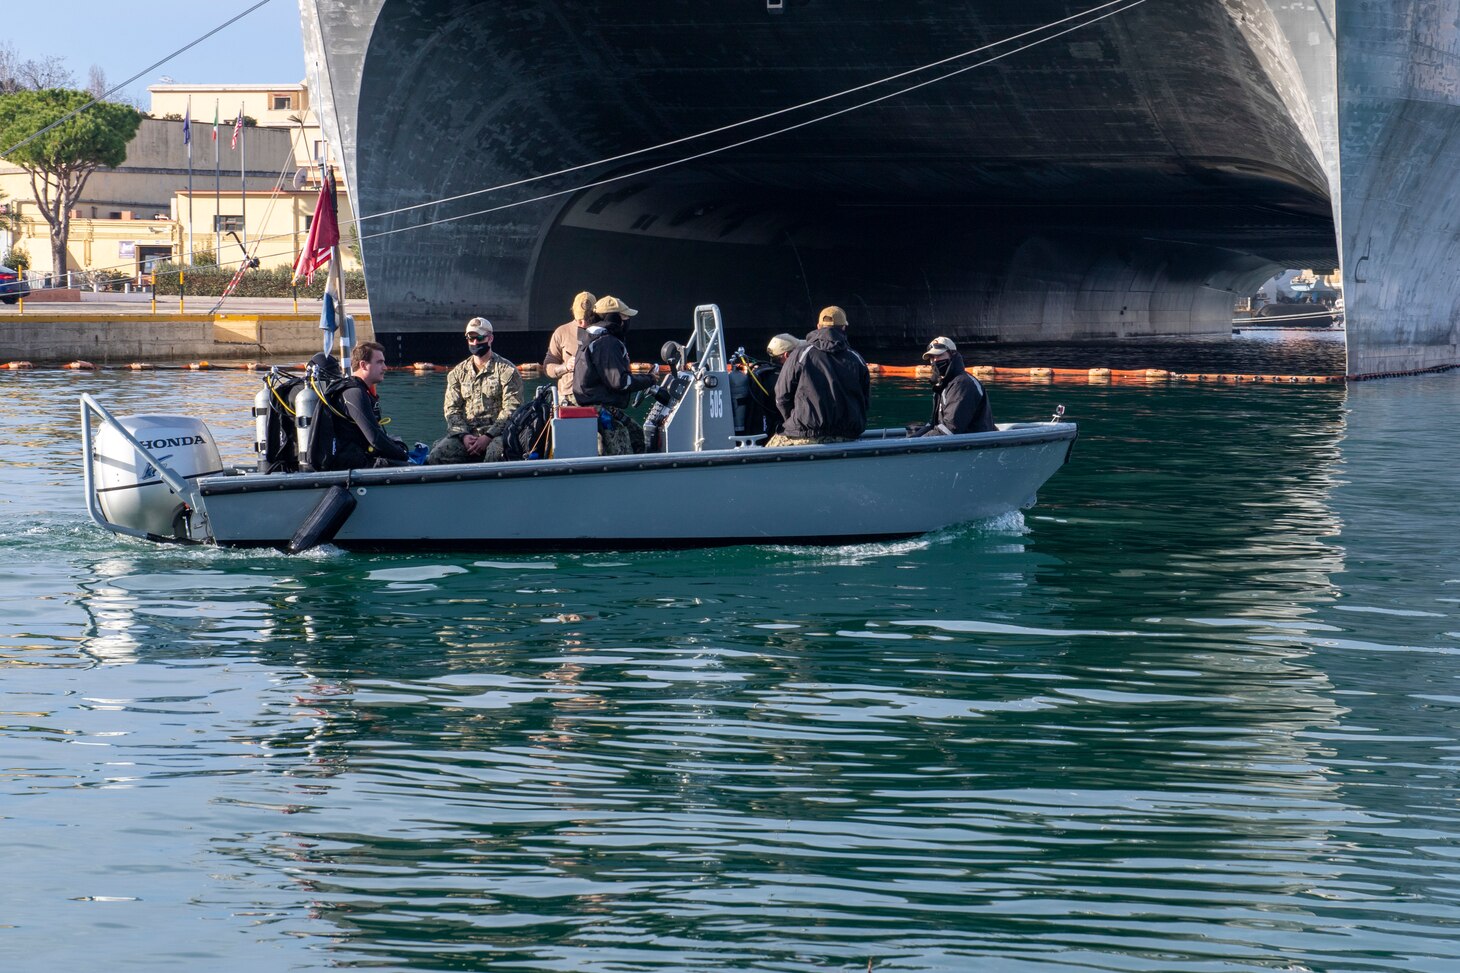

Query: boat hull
[197,425,1077,550]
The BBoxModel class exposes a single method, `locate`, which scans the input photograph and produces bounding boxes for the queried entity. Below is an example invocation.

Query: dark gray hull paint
[299,1,1456,374]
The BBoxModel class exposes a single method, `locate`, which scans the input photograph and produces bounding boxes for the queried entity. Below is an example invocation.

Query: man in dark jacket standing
[573,295,656,454]
[768,306,870,447]
[913,336,995,436]
[323,340,411,470]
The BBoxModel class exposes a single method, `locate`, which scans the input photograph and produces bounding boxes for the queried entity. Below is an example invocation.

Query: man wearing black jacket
[322,341,410,470]
[912,336,995,436]
[573,295,655,454]
[768,306,870,447]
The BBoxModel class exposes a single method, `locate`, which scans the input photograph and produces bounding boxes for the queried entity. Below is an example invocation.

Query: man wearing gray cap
[742,333,802,442]
[426,316,525,464]
[912,336,994,436]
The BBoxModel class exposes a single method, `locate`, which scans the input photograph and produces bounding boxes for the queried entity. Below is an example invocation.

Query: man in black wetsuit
[323,341,410,470]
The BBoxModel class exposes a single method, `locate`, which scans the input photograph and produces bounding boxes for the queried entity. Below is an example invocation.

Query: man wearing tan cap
[912,336,994,437]
[767,306,870,446]
[543,290,598,404]
[573,295,655,454]
[426,316,524,464]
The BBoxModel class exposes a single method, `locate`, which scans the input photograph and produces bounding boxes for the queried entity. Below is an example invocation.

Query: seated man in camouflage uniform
[426,317,525,464]
[767,305,871,447]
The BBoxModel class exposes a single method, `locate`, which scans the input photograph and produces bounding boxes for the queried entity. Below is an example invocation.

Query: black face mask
[933,357,954,381]
[604,314,630,339]
[468,336,492,357]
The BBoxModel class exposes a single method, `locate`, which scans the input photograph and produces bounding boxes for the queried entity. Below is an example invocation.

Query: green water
[3,348,1459,972]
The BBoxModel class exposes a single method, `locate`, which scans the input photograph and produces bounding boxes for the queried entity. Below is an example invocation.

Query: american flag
[230,107,243,149]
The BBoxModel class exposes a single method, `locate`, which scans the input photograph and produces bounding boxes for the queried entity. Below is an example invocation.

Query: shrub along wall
[151,264,368,299]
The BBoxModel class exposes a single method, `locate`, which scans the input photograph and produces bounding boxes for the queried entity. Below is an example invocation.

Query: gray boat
[80,306,1077,553]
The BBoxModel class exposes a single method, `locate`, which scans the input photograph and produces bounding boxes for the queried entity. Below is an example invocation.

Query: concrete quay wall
[0,312,376,365]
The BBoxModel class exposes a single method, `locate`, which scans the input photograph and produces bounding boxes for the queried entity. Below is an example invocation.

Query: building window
[313,140,325,162]
[272,94,295,111]
[304,215,314,230]
[214,214,244,233]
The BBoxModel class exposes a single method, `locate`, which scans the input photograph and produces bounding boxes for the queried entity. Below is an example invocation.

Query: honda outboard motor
[93,414,222,540]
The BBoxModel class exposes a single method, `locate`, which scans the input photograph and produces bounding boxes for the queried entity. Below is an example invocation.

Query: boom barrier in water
[0,359,1375,383]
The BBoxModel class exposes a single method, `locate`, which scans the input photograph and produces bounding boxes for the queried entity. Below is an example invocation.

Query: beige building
[2,82,354,284]
[147,82,329,172]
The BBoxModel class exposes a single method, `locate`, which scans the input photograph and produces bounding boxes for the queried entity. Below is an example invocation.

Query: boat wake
[769,511,1028,564]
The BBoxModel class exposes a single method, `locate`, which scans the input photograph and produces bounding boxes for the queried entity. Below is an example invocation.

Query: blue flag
[319,290,337,354]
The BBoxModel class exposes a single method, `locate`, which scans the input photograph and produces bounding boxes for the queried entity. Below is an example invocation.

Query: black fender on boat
[286,484,358,554]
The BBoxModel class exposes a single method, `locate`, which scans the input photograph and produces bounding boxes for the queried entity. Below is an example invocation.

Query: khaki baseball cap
[465,316,493,337]
[571,291,596,319]
[593,295,637,317]
[818,305,848,328]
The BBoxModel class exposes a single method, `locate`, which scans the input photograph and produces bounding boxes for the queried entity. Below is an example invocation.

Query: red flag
[292,169,340,284]
[231,107,243,149]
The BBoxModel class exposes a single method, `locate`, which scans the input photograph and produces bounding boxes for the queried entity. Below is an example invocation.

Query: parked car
[0,265,31,304]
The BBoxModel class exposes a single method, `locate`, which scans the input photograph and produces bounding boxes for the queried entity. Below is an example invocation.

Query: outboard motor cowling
[93,414,221,540]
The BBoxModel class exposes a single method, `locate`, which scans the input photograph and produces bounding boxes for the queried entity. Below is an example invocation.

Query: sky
[12,0,305,105]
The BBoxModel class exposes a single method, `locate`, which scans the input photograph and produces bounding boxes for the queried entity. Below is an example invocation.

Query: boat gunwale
[198,422,1077,497]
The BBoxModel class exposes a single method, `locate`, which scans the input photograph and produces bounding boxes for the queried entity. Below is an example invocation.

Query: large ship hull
[300,1,1458,375]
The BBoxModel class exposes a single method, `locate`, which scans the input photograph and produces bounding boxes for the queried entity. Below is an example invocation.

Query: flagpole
[239,104,247,252]
[328,152,347,369]
[213,99,221,259]
[186,98,194,264]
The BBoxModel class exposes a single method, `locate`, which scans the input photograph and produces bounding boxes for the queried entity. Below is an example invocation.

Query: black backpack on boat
[498,384,554,461]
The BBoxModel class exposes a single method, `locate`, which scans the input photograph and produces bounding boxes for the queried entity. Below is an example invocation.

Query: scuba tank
[295,353,345,472]
[253,384,272,472]
[294,381,321,472]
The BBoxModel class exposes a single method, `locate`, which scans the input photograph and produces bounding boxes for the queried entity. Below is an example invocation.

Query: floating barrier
[860,364,1349,384]
[0,358,1360,383]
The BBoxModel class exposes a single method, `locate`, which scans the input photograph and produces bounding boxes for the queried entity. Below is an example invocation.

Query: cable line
[364,0,1148,241]
[358,0,1136,224]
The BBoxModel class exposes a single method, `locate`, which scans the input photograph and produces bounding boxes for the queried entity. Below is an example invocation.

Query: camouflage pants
[598,407,645,456]
[426,433,506,465]
[765,433,855,447]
